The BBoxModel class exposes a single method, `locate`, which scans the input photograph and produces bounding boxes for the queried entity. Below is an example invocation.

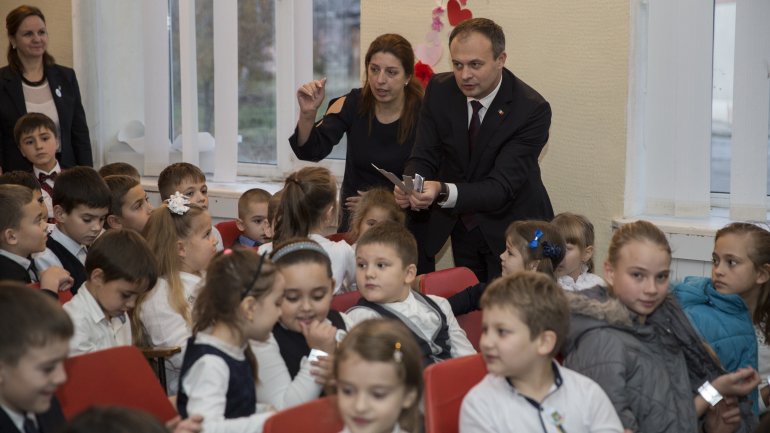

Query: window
[168,0,359,169]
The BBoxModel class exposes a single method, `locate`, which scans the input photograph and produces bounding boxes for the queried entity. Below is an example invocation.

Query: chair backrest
[330,290,361,313]
[421,267,482,350]
[325,232,351,244]
[423,354,487,433]
[263,395,344,433]
[215,220,242,248]
[56,346,178,422]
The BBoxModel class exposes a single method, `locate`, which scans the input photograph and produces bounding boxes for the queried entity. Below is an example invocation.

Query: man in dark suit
[397,18,553,282]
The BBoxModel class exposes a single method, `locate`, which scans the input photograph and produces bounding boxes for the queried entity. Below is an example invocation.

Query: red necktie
[38,171,57,197]
[468,100,483,153]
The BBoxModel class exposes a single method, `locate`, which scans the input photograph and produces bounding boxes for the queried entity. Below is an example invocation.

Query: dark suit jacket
[0,254,32,283]
[0,397,66,433]
[405,69,553,257]
[0,64,92,172]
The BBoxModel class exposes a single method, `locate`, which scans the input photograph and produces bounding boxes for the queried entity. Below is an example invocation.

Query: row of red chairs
[56,346,485,433]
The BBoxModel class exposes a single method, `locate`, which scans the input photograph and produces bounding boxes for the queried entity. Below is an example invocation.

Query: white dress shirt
[259,233,356,294]
[139,272,203,396]
[32,162,60,219]
[180,332,274,433]
[34,225,88,273]
[63,282,132,356]
[346,291,476,358]
[558,266,606,292]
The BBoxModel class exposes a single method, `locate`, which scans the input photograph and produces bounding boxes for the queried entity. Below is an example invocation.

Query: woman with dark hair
[0,5,92,173]
[289,33,423,232]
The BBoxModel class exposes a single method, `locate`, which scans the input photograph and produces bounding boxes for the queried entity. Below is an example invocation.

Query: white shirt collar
[0,403,34,433]
[0,249,31,270]
[195,331,247,360]
[467,73,504,110]
[50,225,87,259]
[76,283,113,325]
[33,161,61,177]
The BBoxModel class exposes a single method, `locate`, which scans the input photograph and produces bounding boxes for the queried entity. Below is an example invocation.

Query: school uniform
[346,290,475,365]
[0,249,38,283]
[0,398,65,433]
[460,363,623,433]
[63,282,132,356]
[251,310,351,410]
[34,225,88,294]
[258,234,356,294]
[558,266,605,292]
[32,162,60,220]
[139,272,203,396]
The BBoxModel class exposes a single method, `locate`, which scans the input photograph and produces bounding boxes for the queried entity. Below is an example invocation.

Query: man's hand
[394,186,410,209]
[408,181,441,210]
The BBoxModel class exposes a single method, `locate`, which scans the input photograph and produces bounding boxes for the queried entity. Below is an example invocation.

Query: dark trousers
[408,210,436,275]
[450,221,501,283]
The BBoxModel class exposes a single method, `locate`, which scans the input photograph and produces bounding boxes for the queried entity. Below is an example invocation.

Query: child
[346,186,405,245]
[0,184,72,295]
[35,166,111,294]
[265,188,283,241]
[334,318,422,433]
[98,161,141,180]
[104,175,153,232]
[347,220,475,365]
[13,112,59,220]
[552,212,605,291]
[0,170,49,225]
[235,188,271,247]
[259,167,355,294]
[177,248,285,432]
[563,220,760,433]
[135,194,218,395]
[252,238,351,409]
[63,229,158,356]
[460,271,623,432]
[673,222,770,415]
[0,282,73,433]
[158,162,223,251]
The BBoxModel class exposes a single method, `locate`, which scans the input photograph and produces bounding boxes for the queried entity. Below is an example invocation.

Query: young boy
[157,162,223,251]
[0,171,48,225]
[0,282,73,433]
[234,188,271,247]
[0,185,72,296]
[98,162,141,180]
[63,229,158,356]
[14,113,60,221]
[346,220,475,364]
[35,167,111,295]
[103,175,153,232]
[459,272,623,433]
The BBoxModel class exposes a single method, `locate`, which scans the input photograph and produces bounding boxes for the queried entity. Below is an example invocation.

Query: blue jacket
[673,276,758,414]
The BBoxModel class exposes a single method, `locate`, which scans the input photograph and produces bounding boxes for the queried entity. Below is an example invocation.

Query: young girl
[103,175,154,232]
[552,212,605,291]
[346,187,405,245]
[258,167,355,294]
[334,319,422,433]
[252,238,353,409]
[134,192,218,395]
[673,222,770,415]
[177,248,285,432]
[563,220,759,433]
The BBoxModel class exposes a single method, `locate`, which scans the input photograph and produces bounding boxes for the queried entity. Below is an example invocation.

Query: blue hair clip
[529,229,543,249]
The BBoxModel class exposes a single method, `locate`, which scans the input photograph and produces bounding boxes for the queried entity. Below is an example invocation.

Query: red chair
[215,220,242,248]
[26,282,72,304]
[325,232,351,244]
[423,354,487,433]
[56,346,178,422]
[330,290,361,313]
[420,267,483,351]
[263,395,343,433]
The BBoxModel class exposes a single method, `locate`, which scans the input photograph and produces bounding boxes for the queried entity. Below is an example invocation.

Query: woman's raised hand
[297,78,327,115]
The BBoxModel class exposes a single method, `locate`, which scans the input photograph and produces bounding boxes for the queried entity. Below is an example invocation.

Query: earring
[11,45,15,50]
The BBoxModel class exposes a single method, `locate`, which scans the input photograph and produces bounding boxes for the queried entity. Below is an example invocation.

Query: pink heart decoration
[414,41,443,67]
[447,0,473,26]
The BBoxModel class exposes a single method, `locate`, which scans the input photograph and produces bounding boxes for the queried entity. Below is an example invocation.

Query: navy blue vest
[177,336,256,419]
[45,237,86,294]
[272,309,347,379]
[354,291,452,366]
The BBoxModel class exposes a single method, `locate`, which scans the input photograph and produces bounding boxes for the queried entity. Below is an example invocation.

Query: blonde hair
[133,204,207,346]
[347,187,405,243]
[552,212,596,272]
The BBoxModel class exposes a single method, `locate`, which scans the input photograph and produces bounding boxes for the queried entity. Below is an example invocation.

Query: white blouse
[139,272,203,395]
[558,266,606,292]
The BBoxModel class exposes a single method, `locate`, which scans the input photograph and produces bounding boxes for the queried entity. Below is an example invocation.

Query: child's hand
[165,414,203,433]
[713,367,761,397]
[310,354,334,385]
[301,320,338,355]
[40,267,73,294]
[703,397,741,433]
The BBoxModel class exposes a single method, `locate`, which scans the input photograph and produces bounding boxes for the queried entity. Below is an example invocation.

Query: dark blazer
[0,396,66,433]
[0,254,32,283]
[405,69,553,257]
[0,64,92,172]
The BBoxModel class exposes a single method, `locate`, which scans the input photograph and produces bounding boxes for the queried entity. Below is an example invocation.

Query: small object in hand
[308,348,329,363]
[414,174,425,193]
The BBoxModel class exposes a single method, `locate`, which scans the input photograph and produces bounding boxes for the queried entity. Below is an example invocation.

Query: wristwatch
[437,182,449,202]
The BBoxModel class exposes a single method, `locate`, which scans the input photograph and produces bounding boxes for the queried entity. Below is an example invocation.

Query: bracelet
[698,381,723,407]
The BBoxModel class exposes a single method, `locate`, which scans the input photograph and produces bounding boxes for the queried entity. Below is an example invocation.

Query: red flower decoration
[414,61,434,89]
